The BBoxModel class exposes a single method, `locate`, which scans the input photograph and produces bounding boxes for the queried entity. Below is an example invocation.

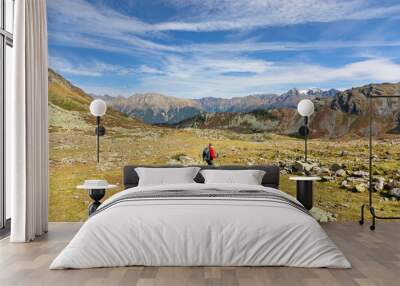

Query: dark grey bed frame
[123,165,280,189]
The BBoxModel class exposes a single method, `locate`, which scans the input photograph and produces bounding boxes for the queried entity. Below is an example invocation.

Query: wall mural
[47,1,400,222]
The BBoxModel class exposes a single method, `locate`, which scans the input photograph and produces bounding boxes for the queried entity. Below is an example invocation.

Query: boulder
[280,169,288,175]
[352,170,369,178]
[330,163,342,172]
[292,161,317,173]
[310,207,337,223]
[354,183,368,193]
[335,169,347,177]
[321,176,334,182]
[292,161,304,172]
[317,167,331,176]
[167,159,179,165]
[347,176,367,183]
[373,177,385,192]
[311,166,321,175]
[341,180,350,189]
[390,188,400,198]
[385,180,400,190]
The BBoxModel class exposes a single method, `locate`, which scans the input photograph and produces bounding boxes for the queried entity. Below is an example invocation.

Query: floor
[0,222,399,286]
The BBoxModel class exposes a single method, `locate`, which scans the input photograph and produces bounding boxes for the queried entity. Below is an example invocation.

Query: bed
[50,165,351,269]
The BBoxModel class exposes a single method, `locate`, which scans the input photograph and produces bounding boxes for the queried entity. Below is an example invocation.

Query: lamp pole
[96,116,100,163]
[90,99,107,163]
[297,99,314,164]
[304,116,308,163]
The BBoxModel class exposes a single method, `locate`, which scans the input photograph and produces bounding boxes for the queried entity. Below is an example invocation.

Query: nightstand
[289,176,321,210]
[77,181,117,215]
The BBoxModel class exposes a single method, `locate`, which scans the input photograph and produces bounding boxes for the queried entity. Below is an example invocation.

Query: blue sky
[48,0,400,98]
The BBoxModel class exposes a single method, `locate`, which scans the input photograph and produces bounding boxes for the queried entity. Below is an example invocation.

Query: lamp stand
[359,94,400,230]
[304,116,308,163]
[96,116,100,163]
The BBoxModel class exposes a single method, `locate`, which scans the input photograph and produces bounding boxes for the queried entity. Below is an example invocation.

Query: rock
[321,176,334,182]
[341,180,350,189]
[167,159,179,165]
[335,169,346,177]
[292,160,317,173]
[310,207,337,223]
[280,169,288,175]
[385,180,400,190]
[390,188,400,198]
[311,166,321,175]
[339,203,350,208]
[317,167,331,176]
[292,161,304,172]
[347,176,367,183]
[353,170,369,178]
[373,177,385,192]
[330,163,342,172]
[339,150,348,157]
[354,183,368,193]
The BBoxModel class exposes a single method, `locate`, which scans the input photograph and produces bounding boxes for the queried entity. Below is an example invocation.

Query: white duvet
[50,183,351,269]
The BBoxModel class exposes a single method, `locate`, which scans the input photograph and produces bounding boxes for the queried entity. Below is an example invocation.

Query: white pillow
[135,167,200,186]
[200,169,266,185]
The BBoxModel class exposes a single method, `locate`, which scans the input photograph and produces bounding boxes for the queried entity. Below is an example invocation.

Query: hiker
[202,143,217,165]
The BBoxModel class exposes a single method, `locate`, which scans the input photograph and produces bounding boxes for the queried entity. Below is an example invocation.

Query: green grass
[49,127,400,222]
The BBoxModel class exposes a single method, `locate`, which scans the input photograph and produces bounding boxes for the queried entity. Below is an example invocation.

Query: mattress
[50,183,351,269]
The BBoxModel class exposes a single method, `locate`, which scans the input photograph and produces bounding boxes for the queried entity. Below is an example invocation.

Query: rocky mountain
[175,83,400,138]
[50,68,400,138]
[315,82,400,137]
[196,93,280,113]
[98,88,339,124]
[95,93,203,124]
[48,69,143,130]
[174,109,299,134]
[271,88,339,109]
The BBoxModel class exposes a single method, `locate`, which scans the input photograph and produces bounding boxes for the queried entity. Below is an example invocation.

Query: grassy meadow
[49,113,400,222]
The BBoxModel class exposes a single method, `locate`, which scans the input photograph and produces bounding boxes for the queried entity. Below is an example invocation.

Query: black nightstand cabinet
[289,177,320,211]
[296,180,314,210]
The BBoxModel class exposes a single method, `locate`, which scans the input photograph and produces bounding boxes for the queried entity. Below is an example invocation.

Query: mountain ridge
[96,88,340,124]
[174,83,400,138]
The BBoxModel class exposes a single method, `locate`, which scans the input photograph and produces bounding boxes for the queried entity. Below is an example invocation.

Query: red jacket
[209,147,216,160]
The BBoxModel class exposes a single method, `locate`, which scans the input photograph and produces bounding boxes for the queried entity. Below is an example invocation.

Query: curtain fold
[10,0,48,242]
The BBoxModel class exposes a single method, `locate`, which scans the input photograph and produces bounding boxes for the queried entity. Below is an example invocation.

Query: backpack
[202,147,210,161]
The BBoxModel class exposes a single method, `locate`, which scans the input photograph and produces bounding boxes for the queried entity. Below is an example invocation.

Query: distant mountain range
[175,83,400,138]
[49,68,400,138]
[95,88,340,124]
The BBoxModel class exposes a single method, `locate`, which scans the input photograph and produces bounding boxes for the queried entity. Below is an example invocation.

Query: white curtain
[9,0,49,242]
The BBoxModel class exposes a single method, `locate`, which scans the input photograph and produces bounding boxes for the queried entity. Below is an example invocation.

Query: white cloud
[138,65,164,75]
[47,1,400,98]
[80,85,134,97]
[49,56,135,77]
[88,0,400,32]
[47,0,400,57]
[133,56,400,98]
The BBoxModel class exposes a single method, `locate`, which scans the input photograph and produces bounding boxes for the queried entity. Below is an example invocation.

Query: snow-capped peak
[299,88,323,95]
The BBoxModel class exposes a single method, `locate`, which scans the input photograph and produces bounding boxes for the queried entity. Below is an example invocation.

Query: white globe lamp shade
[297,99,314,117]
[90,99,107,117]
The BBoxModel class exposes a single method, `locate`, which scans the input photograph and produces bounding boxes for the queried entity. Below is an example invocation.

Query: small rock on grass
[335,169,346,177]
[310,207,337,223]
[354,183,368,193]
[330,163,342,172]
[321,176,334,182]
[390,188,400,198]
[352,170,369,178]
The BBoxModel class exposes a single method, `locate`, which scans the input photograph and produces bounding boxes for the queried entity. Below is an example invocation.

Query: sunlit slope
[48,68,144,130]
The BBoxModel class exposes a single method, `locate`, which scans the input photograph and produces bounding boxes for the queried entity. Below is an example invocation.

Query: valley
[48,69,400,222]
